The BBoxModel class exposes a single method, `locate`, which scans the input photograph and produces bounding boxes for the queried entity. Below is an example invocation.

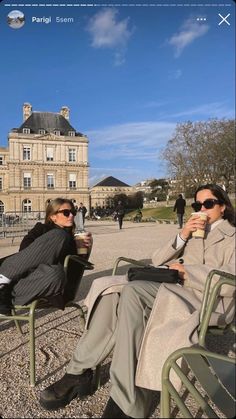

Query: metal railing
[0,211,44,242]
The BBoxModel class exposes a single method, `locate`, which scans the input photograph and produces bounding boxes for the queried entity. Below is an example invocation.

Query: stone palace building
[90,176,134,208]
[0,103,89,214]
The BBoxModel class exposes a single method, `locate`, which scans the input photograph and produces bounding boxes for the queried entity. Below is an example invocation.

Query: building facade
[90,176,134,208]
[0,103,89,214]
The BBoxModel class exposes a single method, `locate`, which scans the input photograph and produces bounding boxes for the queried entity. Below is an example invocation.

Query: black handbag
[127,266,181,284]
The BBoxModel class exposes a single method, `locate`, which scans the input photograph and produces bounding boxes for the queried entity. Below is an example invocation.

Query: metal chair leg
[11,307,24,335]
[28,301,38,387]
[94,364,101,390]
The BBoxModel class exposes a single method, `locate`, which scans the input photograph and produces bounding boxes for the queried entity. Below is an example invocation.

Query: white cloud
[168,18,209,57]
[170,102,234,119]
[142,100,171,109]
[86,121,175,155]
[86,8,134,66]
[85,121,176,161]
[85,100,234,185]
[114,50,126,66]
[87,8,133,49]
[85,121,176,185]
[168,69,183,80]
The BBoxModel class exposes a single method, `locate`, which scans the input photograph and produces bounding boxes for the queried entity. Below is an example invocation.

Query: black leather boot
[102,397,131,418]
[39,369,93,410]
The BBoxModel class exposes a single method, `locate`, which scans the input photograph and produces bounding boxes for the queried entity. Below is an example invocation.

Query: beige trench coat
[84,220,235,391]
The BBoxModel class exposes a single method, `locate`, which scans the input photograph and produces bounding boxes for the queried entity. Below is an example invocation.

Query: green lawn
[125,206,193,221]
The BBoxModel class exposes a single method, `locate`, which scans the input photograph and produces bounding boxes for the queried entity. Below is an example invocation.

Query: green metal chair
[113,257,236,416]
[160,346,236,418]
[112,256,148,275]
[160,272,236,418]
[113,258,236,346]
[198,270,236,346]
[0,253,94,386]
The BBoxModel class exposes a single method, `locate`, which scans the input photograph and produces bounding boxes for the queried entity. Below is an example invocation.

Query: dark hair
[45,198,76,226]
[194,184,235,226]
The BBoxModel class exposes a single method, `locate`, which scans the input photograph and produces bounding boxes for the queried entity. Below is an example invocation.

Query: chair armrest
[200,270,235,323]
[64,254,94,270]
[162,345,235,378]
[161,345,235,419]
[198,273,236,347]
[161,345,236,396]
[112,256,148,275]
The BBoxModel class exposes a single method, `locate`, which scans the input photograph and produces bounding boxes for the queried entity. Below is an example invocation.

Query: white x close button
[218,13,230,26]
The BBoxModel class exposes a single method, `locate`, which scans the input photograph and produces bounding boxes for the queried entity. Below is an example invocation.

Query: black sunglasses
[191,199,222,212]
[56,209,76,217]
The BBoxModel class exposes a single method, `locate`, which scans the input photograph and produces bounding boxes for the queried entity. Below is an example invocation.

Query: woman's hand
[169,262,187,281]
[180,214,208,241]
[82,232,93,249]
[75,232,93,250]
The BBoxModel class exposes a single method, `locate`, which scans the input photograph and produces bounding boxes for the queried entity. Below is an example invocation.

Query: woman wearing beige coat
[40,184,235,418]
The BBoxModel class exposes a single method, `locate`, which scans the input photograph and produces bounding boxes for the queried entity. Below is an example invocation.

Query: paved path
[0,220,177,300]
[0,221,234,418]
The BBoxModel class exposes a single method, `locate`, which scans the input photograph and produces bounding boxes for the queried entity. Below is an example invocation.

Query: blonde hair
[45,198,76,226]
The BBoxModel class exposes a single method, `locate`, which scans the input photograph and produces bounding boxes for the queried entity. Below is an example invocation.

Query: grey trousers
[0,229,75,305]
[177,213,184,228]
[67,280,161,418]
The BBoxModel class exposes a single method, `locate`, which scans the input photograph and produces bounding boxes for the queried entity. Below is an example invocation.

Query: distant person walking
[115,201,125,230]
[173,194,186,228]
[74,206,83,231]
[74,203,87,231]
[78,203,87,224]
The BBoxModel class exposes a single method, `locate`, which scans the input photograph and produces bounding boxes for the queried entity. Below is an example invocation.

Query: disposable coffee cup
[191,212,207,238]
[74,232,88,255]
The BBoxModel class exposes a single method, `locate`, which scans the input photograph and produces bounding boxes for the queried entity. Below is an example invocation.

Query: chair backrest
[161,346,236,418]
[184,351,236,418]
[161,270,235,418]
[198,270,236,346]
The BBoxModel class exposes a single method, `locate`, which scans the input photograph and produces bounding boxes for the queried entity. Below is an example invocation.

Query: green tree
[107,192,144,210]
[149,178,169,200]
[163,119,235,193]
[128,191,144,209]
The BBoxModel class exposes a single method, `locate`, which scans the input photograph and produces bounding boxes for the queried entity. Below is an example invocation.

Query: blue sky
[0,0,235,186]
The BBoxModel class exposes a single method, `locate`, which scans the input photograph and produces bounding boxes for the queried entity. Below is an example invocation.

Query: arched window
[22,199,32,213]
[0,200,4,213]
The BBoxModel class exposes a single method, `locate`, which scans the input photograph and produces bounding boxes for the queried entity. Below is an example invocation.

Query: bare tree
[163,119,235,193]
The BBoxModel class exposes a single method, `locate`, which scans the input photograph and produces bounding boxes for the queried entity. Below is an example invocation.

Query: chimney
[60,106,70,120]
[23,103,32,121]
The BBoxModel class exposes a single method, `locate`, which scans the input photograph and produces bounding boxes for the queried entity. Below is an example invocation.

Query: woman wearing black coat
[0,198,91,316]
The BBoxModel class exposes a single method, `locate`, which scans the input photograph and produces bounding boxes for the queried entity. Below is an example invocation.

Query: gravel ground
[0,220,235,418]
